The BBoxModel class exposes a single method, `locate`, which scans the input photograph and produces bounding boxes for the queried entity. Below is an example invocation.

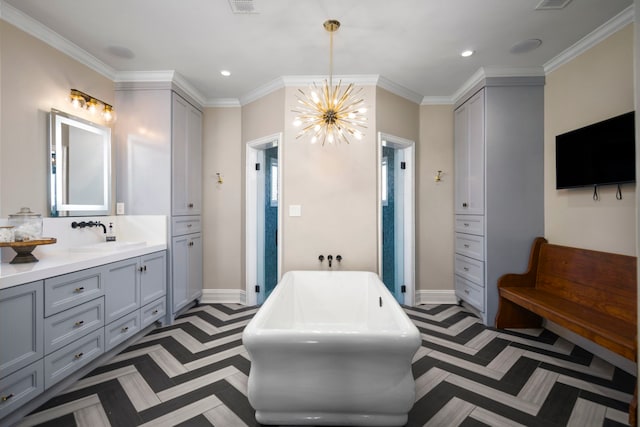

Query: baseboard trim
[201,289,246,305]
[415,290,457,305]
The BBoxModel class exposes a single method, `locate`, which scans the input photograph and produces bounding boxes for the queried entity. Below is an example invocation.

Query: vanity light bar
[69,89,115,122]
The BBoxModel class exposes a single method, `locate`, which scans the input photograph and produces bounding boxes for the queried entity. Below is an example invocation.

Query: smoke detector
[535,0,572,10]
[228,0,258,14]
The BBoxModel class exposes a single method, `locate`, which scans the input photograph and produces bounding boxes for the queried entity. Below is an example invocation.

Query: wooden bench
[495,237,637,425]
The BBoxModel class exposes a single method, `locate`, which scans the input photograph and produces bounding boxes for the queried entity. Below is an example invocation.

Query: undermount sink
[69,241,146,253]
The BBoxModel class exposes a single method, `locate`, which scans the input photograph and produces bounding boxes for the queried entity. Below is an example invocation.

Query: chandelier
[292,20,367,145]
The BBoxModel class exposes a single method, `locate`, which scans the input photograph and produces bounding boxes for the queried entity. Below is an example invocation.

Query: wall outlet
[116,202,125,215]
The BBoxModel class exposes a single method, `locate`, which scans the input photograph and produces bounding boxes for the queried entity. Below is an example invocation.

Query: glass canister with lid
[9,207,43,241]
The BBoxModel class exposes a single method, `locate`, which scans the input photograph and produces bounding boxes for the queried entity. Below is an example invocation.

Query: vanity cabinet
[453,77,544,326]
[0,250,166,421]
[104,251,166,351]
[115,85,203,321]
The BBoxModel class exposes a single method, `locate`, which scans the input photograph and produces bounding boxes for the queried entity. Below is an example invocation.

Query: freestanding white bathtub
[242,270,421,426]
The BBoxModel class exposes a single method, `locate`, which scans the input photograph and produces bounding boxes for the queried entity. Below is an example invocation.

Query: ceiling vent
[229,0,257,14]
[535,0,572,10]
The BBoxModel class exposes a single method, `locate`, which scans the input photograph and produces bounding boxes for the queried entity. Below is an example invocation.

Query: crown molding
[421,96,454,105]
[544,5,634,74]
[205,98,242,108]
[376,76,423,104]
[451,66,545,104]
[239,76,285,106]
[0,0,117,80]
[114,70,206,109]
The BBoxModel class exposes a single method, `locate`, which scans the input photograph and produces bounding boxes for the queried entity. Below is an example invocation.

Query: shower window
[381,156,388,206]
[270,157,278,207]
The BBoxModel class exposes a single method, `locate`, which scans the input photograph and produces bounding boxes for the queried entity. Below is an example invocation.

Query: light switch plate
[289,205,302,217]
[116,202,125,215]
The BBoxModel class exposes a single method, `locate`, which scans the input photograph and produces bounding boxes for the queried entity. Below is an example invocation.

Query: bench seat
[500,287,636,360]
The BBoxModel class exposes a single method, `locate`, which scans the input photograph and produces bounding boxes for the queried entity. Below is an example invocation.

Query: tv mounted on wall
[555,111,636,190]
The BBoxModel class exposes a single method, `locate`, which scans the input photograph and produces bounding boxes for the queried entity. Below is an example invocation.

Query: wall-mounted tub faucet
[71,220,107,234]
[327,255,333,268]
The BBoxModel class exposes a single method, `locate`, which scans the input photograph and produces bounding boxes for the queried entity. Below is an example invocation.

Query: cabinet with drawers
[453,77,544,325]
[0,250,167,421]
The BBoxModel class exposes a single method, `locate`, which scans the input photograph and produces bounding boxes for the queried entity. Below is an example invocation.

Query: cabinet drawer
[455,254,484,286]
[0,360,44,419]
[455,275,484,312]
[44,298,104,355]
[172,216,201,236]
[44,329,104,390]
[45,267,104,316]
[141,296,166,328]
[455,215,484,236]
[105,310,141,352]
[455,233,485,260]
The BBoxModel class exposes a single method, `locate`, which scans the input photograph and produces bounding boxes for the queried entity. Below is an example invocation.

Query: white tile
[66,365,137,393]
[465,329,500,350]
[109,344,163,364]
[137,395,223,427]
[558,374,633,403]
[415,367,450,401]
[137,329,207,353]
[18,395,101,427]
[118,371,161,411]
[73,403,111,427]
[225,371,249,396]
[149,347,189,377]
[517,368,559,406]
[422,334,479,356]
[204,331,244,349]
[411,345,433,363]
[204,402,248,426]
[184,345,246,370]
[424,396,475,427]
[606,406,631,424]
[567,398,606,427]
[486,346,526,374]
[428,350,504,380]
[157,366,239,402]
[446,375,539,415]
[470,406,528,427]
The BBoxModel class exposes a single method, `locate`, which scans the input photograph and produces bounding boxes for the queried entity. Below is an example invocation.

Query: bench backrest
[536,243,637,325]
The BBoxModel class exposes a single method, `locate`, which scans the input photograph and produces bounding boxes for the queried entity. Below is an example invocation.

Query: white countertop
[0,243,167,290]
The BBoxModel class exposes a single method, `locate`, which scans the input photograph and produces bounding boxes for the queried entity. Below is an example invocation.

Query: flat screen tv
[555,111,635,189]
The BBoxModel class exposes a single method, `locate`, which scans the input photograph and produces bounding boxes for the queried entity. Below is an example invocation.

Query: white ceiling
[1,0,634,105]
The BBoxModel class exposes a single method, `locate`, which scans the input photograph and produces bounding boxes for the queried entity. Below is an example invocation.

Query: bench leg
[495,298,543,329]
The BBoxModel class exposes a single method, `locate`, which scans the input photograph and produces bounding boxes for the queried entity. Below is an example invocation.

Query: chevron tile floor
[15,303,636,427]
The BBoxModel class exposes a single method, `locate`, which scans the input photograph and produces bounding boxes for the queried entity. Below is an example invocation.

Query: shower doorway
[246,134,282,306]
[378,133,415,306]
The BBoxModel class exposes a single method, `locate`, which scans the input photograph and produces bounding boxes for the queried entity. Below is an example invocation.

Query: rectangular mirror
[49,109,111,216]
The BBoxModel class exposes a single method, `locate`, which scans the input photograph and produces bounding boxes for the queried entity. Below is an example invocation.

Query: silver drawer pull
[74,320,84,327]
[152,309,159,314]
[1,393,14,402]
[464,289,470,294]
[188,203,194,208]
[463,267,469,271]
[187,224,192,227]
[74,287,85,293]
[121,326,129,333]
[463,244,470,248]
[463,223,470,227]
[74,352,84,359]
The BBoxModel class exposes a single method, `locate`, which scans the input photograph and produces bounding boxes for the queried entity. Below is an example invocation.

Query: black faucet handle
[327,255,333,260]
[318,255,325,262]
[336,255,342,262]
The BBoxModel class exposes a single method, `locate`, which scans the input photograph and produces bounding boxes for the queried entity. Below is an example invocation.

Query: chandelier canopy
[292,20,367,145]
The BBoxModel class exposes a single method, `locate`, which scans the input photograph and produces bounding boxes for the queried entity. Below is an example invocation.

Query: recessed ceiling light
[220,70,231,77]
[460,50,474,58]
[510,39,542,54]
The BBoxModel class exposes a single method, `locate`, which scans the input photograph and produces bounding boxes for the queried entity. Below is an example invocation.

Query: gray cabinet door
[172,234,189,313]
[0,281,43,378]
[187,234,202,303]
[140,251,167,306]
[0,360,44,419]
[172,93,202,216]
[104,258,140,324]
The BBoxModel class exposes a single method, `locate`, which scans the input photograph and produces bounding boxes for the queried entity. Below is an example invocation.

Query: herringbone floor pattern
[16,303,635,427]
